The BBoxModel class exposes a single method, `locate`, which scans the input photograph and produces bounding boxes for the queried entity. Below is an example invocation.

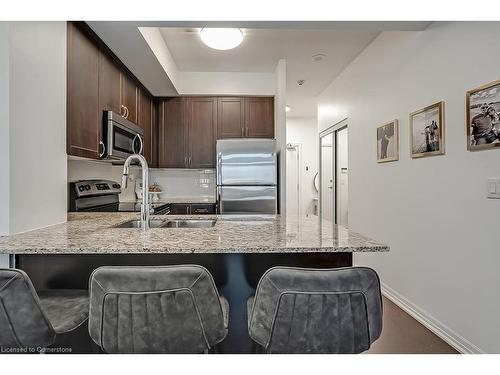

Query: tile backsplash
[68,158,215,202]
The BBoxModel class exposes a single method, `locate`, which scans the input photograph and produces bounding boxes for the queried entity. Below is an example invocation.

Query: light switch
[487,179,500,199]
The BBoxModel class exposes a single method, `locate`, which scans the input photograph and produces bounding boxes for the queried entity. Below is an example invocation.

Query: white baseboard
[381,282,484,354]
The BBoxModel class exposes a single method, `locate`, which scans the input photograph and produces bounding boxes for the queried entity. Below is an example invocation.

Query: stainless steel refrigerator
[216,139,278,214]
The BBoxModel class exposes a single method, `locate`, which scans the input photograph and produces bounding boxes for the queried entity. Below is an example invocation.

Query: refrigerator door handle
[216,186,222,214]
[217,152,222,185]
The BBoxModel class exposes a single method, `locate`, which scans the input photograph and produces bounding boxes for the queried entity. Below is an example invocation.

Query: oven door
[103,111,144,160]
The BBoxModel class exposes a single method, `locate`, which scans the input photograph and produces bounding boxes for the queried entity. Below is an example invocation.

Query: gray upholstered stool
[247,266,383,354]
[88,265,229,353]
[0,268,89,352]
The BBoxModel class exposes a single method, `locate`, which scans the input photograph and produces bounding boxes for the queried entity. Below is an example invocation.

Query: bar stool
[0,269,89,352]
[247,266,383,354]
[88,265,229,353]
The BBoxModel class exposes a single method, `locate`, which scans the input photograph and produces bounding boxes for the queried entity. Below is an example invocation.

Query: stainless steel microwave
[101,110,144,160]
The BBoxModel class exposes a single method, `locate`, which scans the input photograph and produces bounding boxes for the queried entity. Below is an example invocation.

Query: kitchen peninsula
[0,213,388,353]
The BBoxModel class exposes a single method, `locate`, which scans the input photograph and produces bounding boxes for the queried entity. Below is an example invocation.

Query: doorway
[319,120,348,226]
[286,143,302,215]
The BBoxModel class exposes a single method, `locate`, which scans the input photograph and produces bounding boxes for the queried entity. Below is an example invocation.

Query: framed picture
[410,101,445,158]
[466,79,500,151]
[376,120,399,163]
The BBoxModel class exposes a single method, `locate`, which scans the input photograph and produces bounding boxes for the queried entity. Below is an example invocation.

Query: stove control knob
[85,185,91,191]
[78,185,85,192]
[112,183,121,189]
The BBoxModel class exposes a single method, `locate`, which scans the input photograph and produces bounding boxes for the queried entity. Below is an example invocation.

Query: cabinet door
[67,22,100,159]
[217,97,244,139]
[158,98,187,168]
[98,51,121,115]
[120,73,138,124]
[245,97,275,138]
[187,97,217,169]
[151,101,159,168]
[138,90,153,164]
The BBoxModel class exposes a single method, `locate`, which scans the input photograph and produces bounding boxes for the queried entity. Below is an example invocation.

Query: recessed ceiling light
[312,53,326,62]
[286,105,291,112]
[200,28,243,50]
[297,80,305,86]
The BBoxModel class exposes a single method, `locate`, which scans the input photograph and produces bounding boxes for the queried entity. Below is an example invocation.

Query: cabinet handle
[184,156,187,167]
[241,126,244,136]
[189,156,192,166]
[124,106,129,119]
[120,105,126,117]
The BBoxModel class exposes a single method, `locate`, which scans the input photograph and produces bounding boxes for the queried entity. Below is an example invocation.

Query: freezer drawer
[217,139,277,186]
[218,186,277,214]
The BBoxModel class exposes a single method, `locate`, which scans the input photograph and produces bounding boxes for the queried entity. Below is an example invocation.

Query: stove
[68,180,170,214]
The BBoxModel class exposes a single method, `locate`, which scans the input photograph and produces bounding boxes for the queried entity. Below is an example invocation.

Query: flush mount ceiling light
[200,28,243,50]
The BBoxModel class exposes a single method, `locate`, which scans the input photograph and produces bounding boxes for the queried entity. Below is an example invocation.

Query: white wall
[318,22,500,353]
[0,22,67,237]
[286,117,318,215]
[179,71,276,95]
[275,59,287,214]
[8,22,67,234]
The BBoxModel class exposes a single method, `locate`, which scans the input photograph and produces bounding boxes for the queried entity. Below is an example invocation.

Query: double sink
[114,218,217,229]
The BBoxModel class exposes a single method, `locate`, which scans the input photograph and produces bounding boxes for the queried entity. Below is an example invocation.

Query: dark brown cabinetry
[187,97,217,168]
[217,97,245,138]
[67,22,156,161]
[138,90,153,165]
[67,22,100,159]
[98,51,121,115]
[121,73,138,124]
[166,203,216,215]
[244,97,274,138]
[158,98,187,168]
[216,96,274,139]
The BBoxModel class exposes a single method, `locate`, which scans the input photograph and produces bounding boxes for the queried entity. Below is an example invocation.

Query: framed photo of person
[466,79,500,151]
[409,101,445,158]
[376,120,399,163]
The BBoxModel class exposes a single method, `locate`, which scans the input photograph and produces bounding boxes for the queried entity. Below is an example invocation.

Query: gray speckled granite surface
[0,213,389,254]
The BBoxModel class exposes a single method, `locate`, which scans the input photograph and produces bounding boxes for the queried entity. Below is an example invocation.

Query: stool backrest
[248,267,383,353]
[0,269,55,349]
[89,265,226,353]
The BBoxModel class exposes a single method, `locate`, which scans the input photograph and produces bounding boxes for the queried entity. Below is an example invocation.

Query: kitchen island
[0,213,389,353]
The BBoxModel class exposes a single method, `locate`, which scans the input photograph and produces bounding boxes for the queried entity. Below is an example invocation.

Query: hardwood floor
[365,297,458,354]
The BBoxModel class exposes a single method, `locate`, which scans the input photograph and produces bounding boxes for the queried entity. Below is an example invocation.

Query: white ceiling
[88,22,431,117]
[159,28,380,117]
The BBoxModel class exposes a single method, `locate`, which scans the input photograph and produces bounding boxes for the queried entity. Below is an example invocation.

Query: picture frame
[466,79,500,151]
[409,101,445,158]
[376,120,399,163]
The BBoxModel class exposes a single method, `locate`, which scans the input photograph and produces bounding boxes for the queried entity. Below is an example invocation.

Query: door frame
[319,118,348,224]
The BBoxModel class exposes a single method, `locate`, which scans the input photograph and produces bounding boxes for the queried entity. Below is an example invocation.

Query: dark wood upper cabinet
[121,73,138,124]
[67,22,100,159]
[98,51,121,115]
[187,97,217,168]
[245,97,274,138]
[217,97,245,138]
[138,90,153,165]
[158,98,187,168]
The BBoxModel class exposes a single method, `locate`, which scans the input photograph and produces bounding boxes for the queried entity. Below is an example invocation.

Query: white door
[286,144,301,215]
[320,133,333,221]
[336,127,348,226]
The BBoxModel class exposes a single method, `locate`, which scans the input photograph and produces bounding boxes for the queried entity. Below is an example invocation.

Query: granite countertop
[0,213,389,254]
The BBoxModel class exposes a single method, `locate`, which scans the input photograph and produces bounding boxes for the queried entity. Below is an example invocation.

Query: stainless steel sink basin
[113,219,217,229]
[162,219,217,228]
[114,220,166,229]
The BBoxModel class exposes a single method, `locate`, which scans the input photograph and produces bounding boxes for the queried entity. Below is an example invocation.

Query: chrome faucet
[121,154,150,229]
